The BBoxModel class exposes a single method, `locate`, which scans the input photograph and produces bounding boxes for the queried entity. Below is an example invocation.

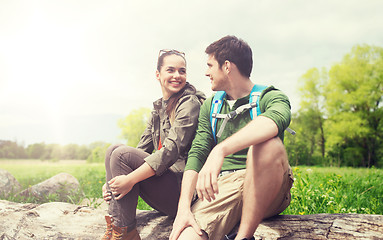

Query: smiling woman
[101,50,205,239]
[156,50,187,100]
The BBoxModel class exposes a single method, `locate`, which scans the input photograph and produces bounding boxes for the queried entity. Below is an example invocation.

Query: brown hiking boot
[111,225,141,240]
[101,215,113,240]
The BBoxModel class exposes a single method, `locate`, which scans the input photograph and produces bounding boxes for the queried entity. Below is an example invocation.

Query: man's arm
[217,116,278,156]
[169,97,215,239]
[169,170,203,240]
[196,116,278,201]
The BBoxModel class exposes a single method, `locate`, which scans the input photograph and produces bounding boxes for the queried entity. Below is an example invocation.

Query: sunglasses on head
[158,49,185,59]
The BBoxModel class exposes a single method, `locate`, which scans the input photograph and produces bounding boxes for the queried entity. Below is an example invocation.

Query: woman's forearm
[128,162,156,185]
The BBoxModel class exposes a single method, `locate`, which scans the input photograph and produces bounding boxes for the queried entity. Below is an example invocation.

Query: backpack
[210,84,295,143]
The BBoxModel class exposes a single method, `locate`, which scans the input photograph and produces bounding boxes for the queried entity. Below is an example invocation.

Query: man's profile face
[205,55,227,91]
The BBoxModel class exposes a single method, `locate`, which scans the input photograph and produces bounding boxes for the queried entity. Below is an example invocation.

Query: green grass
[0,159,382,214]
[284,166,383,215]
[0,159,152,210]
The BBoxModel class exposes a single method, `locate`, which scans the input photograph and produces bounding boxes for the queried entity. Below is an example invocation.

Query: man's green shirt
[185,86,291,173]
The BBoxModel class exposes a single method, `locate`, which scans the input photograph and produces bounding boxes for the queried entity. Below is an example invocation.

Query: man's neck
[225,77,254,100]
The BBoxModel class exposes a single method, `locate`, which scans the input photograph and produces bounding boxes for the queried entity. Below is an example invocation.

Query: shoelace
[113,231,123,240]
[102,231,112,240]
[102,222,113,239]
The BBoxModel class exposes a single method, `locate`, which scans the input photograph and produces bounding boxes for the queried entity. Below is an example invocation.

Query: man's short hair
[205,35,253,78]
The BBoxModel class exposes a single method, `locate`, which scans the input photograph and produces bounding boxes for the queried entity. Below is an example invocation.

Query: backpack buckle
[228,111,237,119]
[250,102,257,108]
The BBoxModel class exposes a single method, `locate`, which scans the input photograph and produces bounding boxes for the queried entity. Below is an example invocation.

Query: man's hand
[169,209,203,240]
[108,175,135,200]
[196,147,225,202]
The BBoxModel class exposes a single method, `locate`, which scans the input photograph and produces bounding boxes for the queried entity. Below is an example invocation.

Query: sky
[1,0,382,146]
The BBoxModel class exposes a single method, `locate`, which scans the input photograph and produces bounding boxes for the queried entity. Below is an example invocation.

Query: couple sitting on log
[101,35,294,240]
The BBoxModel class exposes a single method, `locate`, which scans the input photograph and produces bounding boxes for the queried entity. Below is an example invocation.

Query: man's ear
[224,60,231,74]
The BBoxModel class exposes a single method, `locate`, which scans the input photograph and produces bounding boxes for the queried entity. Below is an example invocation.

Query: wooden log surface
[251,213,383,239]
[135,211,383,239]
[0,200,382,239]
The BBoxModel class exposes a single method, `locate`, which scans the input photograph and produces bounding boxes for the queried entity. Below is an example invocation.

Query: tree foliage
[0,141,98,161]
[325,44,383,167]
[87,142,111,163]
[2,45,382,168]
[0,140,26,159]
[0,108,152,162]
[287,44,383,167]
[284,114,311,166]
[118,107,151,147]
[285,67,328,166]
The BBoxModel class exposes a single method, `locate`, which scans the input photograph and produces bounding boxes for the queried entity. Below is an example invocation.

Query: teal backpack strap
[209,85,296,143]
[249,84,268,119]
[210,91,226,143]
[249,84,296,135]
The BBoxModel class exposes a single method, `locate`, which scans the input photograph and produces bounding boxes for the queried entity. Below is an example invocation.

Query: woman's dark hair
[205,35,253,78]
[166,82,195,122]
[157,50,186,71]
[156,50,192,121]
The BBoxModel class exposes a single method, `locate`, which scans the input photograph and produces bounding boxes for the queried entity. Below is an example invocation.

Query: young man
[169,36,294,240]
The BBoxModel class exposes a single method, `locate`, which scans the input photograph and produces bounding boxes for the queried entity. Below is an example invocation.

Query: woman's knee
[110,145,132,163]
[105,144,124,161]
[110,145,146,171]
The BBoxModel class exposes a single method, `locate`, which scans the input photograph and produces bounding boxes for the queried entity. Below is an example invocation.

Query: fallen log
[251,213,383,239]
[0,200,382,239]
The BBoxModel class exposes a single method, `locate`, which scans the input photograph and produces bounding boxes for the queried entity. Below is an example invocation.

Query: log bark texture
[0,200,382,239]
[252,213,383,239]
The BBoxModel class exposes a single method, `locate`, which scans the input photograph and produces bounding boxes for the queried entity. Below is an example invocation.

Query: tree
[324,44,383,167]
[49,144,63,160]
[0,140,26,159]
[77,145,91,160]
[87,142,110,163]
[298,68,327,161]
[42,144,60,160]
[27,143,46,159]
[286,68,327,166]
[284,113,311,166]
[118,107,151,147]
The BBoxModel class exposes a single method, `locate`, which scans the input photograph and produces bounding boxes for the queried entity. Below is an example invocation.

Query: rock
[1,200,382,240]
[0,200,105,240]
[0,169,22,197]
[17,173,83,202]
[0,200,172,240]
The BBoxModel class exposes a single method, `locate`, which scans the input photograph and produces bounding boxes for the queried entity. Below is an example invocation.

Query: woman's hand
[102,183,112,204]
[108,175,135,200]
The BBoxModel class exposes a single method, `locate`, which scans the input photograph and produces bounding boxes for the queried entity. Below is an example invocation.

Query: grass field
[0,159,382,215]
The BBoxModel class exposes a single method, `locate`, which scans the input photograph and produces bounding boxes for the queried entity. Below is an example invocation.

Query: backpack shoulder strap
[249,84,268,119]
[249,85,296,135]
[210,91,226,143]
